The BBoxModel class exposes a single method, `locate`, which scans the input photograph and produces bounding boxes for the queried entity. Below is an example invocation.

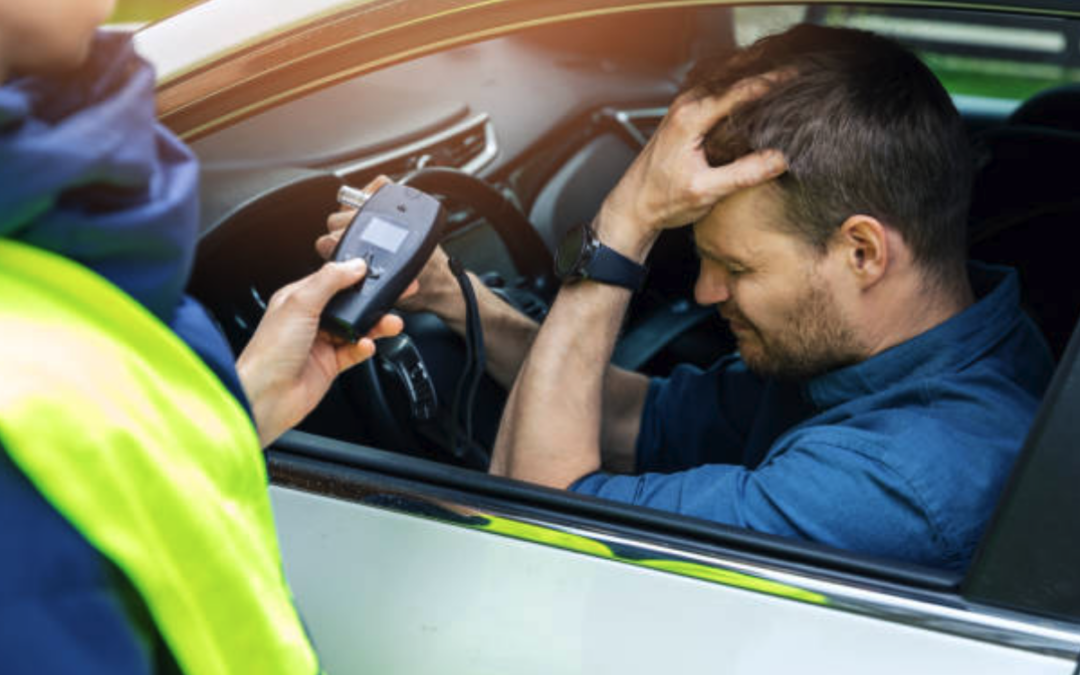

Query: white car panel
[270,486,1076,674]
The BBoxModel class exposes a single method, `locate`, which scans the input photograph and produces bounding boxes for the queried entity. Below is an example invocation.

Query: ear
[833,215,889,289]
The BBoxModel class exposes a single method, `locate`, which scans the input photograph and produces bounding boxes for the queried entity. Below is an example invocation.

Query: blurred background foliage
[110,0,201,24]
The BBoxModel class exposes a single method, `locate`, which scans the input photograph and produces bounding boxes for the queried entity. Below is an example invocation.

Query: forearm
[426,264,647,472]
[490,280,632,487]
[425,271,539,389]
[600,367,649,473]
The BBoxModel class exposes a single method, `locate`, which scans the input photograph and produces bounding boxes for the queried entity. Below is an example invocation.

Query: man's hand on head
[486,78,793,493]
[598,77,789,260]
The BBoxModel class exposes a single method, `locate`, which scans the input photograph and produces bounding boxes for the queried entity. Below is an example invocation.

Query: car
[134,1,1080,672]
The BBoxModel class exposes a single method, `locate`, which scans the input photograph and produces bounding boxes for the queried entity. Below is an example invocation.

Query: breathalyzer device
[322,182,445,342]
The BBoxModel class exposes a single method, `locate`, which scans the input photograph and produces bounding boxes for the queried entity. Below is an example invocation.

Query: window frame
[153,0,1080,629]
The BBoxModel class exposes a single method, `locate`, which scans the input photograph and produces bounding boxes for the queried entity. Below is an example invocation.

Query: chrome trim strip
[332,113,498,180]
[290,475,1080,661]
[609,106,668,148]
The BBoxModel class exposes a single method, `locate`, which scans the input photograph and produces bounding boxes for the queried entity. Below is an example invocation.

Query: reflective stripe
[0,239,317,675]
[476,515,827,605]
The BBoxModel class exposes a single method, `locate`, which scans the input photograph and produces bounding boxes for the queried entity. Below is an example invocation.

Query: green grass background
[923,53,1080,102]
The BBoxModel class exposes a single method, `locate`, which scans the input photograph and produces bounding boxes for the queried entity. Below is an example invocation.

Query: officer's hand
[236,259,414,448]
[597,78,788,255]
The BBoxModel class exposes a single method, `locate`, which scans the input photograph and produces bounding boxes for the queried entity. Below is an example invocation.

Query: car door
[136,1,1080,672]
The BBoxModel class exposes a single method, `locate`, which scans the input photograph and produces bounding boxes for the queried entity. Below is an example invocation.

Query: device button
[360,252,381,279]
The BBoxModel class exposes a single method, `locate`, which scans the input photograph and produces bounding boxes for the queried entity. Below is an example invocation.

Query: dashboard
[184,7,742,462]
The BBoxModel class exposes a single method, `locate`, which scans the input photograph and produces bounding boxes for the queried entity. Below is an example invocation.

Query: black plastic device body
[322,183,445,341]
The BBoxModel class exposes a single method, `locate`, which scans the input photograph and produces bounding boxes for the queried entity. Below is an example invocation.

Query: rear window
[734,5,1080,103]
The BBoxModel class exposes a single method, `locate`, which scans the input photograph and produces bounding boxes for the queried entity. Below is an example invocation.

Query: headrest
[969,125,1080,241]
[1009,84,1080,133]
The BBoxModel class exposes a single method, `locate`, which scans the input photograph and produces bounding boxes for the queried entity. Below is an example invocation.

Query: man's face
[0,0,115,78]
[693,184,865,380]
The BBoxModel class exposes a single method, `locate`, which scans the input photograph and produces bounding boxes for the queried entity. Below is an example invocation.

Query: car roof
[136,0,1080,141]
[136,0,1080,85]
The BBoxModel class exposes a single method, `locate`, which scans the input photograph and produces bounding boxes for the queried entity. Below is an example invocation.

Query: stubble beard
[735,280,866,382]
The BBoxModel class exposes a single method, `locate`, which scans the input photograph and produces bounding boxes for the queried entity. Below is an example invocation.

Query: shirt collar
[804,262,1023,410]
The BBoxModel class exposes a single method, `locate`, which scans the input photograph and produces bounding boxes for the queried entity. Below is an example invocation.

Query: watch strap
[583,241,648,292]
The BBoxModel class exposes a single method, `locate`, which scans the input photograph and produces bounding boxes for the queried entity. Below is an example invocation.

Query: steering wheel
[343,167,554,464]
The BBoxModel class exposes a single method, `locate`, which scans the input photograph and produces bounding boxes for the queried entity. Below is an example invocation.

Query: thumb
[294,258,368,313]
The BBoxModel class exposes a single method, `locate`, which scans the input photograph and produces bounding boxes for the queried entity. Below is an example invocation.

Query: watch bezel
[554,222,597,280]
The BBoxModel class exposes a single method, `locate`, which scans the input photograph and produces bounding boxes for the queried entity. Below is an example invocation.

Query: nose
[694,263,731,306]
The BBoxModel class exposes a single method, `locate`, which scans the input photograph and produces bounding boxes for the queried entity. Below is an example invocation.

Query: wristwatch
[554,221,648,291]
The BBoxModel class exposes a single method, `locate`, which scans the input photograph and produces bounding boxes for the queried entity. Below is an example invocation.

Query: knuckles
[686,173,715,206]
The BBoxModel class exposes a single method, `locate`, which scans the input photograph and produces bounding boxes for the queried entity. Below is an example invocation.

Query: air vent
[436,124,488,168]
[336,113,498,181]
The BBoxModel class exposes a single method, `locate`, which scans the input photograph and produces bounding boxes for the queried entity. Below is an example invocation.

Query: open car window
[172,2,1080,651]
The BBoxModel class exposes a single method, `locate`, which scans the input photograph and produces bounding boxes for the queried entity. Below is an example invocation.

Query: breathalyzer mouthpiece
[337,185,373,210]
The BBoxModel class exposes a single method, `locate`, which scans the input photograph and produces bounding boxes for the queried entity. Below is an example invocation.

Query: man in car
[322,25,1053,571]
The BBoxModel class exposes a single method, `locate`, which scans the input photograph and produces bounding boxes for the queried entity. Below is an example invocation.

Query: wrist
[429,271,471,328]
[594,202,659,264]
[236,355,282,447]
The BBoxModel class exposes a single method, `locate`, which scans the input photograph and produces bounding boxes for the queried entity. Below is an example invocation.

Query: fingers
[315,232,340,260]
[286,259,368,316]
[327,209,355,233]
[332,313,405,373]
[335,337,377,373]
[400,279,420,301]
[317,210,355,259]
[677,72,789,203]
[677,68,794,135]
[365,313,405,341]
[702,149,788,198]
[363,174,393,197]
[680,77,772,133]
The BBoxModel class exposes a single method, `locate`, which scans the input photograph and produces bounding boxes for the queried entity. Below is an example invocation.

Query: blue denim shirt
[572,264,1053,571]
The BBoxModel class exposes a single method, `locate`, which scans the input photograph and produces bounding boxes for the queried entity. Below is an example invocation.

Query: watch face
[555,224,587,278]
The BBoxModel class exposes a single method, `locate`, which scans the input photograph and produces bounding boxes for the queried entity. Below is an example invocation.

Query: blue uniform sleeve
[170,294,252,419]
[635,356,768,473]
[575,429,954,568]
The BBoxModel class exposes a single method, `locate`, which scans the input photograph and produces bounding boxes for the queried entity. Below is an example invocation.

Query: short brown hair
[687,25,973,291]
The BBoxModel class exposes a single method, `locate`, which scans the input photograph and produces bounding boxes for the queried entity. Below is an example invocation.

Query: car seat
[968,84,1080,359]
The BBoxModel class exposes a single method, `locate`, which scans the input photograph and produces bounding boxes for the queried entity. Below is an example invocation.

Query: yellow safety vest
[0,238,319,674]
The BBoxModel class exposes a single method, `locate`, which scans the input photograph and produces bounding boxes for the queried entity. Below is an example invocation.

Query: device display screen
[360,216,409,253]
